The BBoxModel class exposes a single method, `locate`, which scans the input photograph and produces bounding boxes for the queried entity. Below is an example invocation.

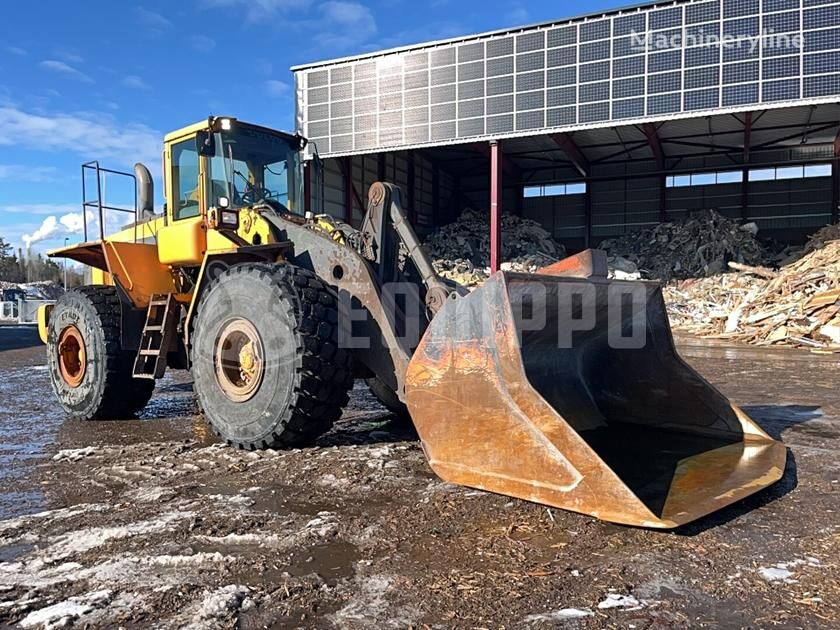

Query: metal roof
[291,0,687,71]
[294,0,840,159]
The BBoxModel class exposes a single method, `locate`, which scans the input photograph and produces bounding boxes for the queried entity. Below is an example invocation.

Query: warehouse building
[292,0,840,268]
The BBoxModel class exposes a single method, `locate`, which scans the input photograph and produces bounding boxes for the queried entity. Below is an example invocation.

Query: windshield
[207,126,303,213]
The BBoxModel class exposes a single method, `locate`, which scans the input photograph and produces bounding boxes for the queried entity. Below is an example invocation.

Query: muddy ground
[0,324,837,628]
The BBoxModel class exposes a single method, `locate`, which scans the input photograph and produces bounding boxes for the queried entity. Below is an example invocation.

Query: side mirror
[196,131,215,157]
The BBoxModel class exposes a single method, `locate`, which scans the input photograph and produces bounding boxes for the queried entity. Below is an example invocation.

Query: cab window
[171,139,200,220]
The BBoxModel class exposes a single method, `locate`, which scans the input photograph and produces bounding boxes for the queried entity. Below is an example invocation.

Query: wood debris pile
[599,210,771,281]
[664,239,840,350]
[425,208,566,286]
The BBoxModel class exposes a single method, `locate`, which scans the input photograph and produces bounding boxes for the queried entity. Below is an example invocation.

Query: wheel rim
[57,325,86,388]
[214,318,265,403]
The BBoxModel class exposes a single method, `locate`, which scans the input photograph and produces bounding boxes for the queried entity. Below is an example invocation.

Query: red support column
[832,158,839,224]
[303,161,312,215]
[490,141,502,274]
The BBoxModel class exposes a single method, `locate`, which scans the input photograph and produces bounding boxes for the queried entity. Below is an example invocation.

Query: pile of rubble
[664,238,840,350]
[803,222,840,255]
[425,208,566,286]
[599,210,771,281]
[0,281,64,300]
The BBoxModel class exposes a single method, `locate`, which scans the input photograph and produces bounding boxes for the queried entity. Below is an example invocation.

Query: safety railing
[81,161,138,243]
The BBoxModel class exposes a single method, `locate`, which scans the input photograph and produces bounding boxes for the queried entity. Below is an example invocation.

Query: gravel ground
[0,326,837,628]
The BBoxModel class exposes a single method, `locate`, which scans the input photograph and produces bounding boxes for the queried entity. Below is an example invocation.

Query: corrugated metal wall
[314,152,456,236]
[516,146,836,248]
[314,144,835,248]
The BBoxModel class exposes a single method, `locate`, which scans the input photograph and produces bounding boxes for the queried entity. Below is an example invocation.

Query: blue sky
[0,0,621,255]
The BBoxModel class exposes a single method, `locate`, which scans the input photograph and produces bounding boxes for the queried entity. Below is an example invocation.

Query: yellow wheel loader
[40,116,786,528]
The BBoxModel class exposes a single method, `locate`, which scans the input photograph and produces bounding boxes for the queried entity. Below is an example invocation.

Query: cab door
[157,136,208,266]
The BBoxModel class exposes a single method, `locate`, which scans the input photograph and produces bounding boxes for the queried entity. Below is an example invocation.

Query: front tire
[47,286,154,420]
[191,263,353,449]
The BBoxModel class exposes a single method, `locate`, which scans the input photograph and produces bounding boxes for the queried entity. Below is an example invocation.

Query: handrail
[81,161,138,244]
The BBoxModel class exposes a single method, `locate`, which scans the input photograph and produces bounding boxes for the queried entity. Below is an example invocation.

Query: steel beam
[490,141,502,274]
[338,156,365,223]
[549,133,590,177]
[303,161,312,215]
[407,152,416,223]
[474,142,520,180]
[432,162,440,226]
[742,112,753,220]
[641,123,667,221]
[641,123,665,170]
[342,157,353,222]
[584,177,592,248]
[833,159,839,224]
[377,153,386,182]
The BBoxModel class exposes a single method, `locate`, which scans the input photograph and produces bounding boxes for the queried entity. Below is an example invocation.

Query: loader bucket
[405,272,786,528]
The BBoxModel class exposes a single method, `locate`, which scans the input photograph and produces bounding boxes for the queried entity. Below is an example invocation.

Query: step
[139,349,161,356]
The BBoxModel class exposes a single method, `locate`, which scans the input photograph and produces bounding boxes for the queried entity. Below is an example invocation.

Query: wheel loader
[39,116,786,528]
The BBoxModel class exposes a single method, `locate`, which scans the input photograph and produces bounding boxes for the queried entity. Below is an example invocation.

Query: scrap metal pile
[598,210,772,281]
[424,208,566,286]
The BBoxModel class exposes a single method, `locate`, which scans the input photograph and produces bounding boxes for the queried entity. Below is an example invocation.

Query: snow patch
[305,511,339,538]
[43,511,194,560]
[205,494,255,508]
[0,503,107,534]
[121,486,176,503]
[20,589,112,628]
[52,447,97,462]
[194,533,286,548]
[525,608,594,622]
[757,557,820,583]
[597,593,642,610]
[181,585,252,630]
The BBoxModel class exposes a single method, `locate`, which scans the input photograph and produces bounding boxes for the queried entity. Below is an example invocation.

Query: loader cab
[157,117,307,266]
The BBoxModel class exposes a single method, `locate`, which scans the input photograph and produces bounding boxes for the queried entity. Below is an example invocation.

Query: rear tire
[191,263,353,449]
[47,286,154,420]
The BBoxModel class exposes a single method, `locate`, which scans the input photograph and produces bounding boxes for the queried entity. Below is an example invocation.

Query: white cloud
[189,35,216,53]
[22,210,97,250]
[0,106,162,169]
[200,0,312,22]
[264,79,289,97]
[39,60,93,83]
[317,1,377,50]
[122,75,150,90]
[135,7,173,37]
[0,165,58,183]
[56,50,84,64]
[5,46,27,56]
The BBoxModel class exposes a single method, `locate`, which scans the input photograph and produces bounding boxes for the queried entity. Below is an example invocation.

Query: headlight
[209,207,239,230]
[220,211,238,227]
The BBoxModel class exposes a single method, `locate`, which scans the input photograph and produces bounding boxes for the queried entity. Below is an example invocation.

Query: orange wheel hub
[57,325,86,388]
[214,318,265,403]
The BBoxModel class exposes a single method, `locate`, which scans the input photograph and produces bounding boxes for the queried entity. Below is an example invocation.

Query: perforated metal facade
[293,0,840,157]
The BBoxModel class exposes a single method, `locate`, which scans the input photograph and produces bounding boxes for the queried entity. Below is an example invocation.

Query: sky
[0,0,622,255]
